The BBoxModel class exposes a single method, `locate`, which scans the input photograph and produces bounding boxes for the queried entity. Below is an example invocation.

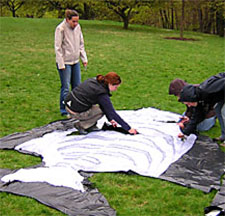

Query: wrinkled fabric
[0,108,224,215]
[1,108,196,191]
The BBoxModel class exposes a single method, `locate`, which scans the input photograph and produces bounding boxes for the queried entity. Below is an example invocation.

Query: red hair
[97,72,121,85]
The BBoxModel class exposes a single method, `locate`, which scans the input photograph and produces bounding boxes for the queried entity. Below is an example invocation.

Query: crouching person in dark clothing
[178,72,225,143]
[64,72,138,135]
[169,79,216,133]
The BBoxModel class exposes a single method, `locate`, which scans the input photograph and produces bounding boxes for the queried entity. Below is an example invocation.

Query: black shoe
[87,125,101,133]
[213,137,225,142]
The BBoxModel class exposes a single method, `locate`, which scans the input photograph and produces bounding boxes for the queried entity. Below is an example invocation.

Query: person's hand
[128,128,138,135]
[179,116,189,123]
[177,122,185,129]
[110,120,117,127]
[177,116,189,129]
[83,62,88,71]
[178,133,187,141]
[178,133,185,138]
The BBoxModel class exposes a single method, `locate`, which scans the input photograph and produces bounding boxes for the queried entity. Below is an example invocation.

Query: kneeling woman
[64,72,138,135]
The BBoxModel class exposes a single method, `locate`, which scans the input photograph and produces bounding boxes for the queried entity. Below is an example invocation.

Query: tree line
[0,0,224,37]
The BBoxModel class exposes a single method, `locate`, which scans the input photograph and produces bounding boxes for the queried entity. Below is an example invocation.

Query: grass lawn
[0,17,224,216]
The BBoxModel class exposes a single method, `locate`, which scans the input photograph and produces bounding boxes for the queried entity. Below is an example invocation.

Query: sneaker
[61,112,68,117]
[66,113,71,119]
[213,137,225,142]
[220,141,225,147]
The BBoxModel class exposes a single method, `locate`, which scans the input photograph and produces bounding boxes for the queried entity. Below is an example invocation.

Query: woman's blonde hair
[65,9,79,20]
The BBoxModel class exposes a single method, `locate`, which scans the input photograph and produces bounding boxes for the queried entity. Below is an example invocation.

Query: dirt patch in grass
[164,37,199,41]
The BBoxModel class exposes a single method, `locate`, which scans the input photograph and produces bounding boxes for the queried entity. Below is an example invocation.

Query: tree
[212,0,224,37]
[104,0,148,29]
[46,0,80,18]
[16,0,49,18]
[152,0,179,30]
[1,0,25,17]
[78,0,97,20]
[180,0,185,39]
[192,0,224,37]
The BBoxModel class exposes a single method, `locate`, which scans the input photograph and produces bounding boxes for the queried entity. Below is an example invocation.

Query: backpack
[199,72,225,95]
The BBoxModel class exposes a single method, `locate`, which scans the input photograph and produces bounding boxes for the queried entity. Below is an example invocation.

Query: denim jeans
[215,101,225,140]
[197,116,216,132]
[57,63,81,115]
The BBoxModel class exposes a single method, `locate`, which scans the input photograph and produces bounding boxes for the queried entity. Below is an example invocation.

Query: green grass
[0,17,224,216]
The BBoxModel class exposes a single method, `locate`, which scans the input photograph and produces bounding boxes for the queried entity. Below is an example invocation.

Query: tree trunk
[12,9,16,17]
[192,7,198,31]
[175,8,179,30]
[216,11,225,37]
[123,16,129,29]
[205,7,214,34]
[198,8,203,32]
[180,0,185,39]
[83,3,93,20]
[171,6,174,29]
[159,9,165,28]
[163,9,169,28]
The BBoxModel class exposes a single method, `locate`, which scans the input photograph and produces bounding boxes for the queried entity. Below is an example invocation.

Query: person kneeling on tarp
[64,72,138,135]
[169,78,216,133]
[178,72,225,143]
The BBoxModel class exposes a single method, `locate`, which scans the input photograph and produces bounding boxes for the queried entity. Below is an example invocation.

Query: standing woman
[55,9,88,116]
[64,72,138,135]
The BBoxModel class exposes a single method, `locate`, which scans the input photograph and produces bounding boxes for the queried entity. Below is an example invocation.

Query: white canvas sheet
[1,108,196,192]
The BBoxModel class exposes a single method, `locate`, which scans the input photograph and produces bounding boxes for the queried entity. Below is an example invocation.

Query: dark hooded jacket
[179,73,225,104]
[169,78,215,124]
[178,73,225,135]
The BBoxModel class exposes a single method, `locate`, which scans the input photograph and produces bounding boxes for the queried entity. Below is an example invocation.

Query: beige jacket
[55,19,88,69]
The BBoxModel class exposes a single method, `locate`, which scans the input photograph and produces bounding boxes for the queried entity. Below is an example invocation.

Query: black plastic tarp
[0,118,224,215]
[161,135,225,193]
[0,169,116,216]
[211,176,225,210]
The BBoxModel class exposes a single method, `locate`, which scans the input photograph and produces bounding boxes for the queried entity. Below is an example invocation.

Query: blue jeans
[215,101,225,140]
[197,116,216,131]
[57,63,81,115]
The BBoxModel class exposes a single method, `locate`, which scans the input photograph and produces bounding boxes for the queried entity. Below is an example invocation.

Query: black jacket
[181,102,213,135]
[64,78,131,130]
[179,72,225,105]
[65,78,110,112]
